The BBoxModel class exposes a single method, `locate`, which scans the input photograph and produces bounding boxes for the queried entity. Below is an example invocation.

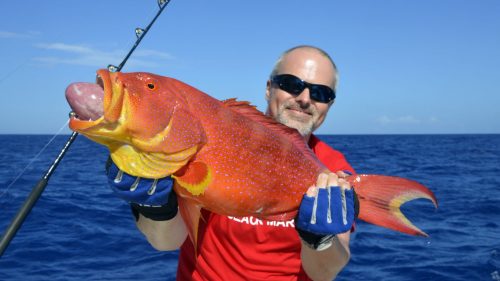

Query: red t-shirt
[177,135,354,281]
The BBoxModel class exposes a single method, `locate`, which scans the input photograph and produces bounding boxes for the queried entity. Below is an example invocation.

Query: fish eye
[147,83,156,90]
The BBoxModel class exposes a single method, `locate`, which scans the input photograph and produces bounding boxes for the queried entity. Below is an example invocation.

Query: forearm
[136,212,188,251]
[301,232,351,281]
[296,171,356,280]
[105,158,185,250]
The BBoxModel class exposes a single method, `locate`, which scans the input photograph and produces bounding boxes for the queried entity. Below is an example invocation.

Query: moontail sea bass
[65,69,438,243]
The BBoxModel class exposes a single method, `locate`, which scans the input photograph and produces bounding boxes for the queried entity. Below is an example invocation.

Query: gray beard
[276,111,314,137]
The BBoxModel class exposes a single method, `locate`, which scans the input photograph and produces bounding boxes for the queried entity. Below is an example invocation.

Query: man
[107,45,356,280]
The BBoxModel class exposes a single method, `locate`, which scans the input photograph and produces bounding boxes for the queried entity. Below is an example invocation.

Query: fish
[66,69,438,244]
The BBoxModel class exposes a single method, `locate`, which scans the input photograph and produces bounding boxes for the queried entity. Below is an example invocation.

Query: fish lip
[96,73,104,90]
[69,111,104,130]
[97,68,121,122]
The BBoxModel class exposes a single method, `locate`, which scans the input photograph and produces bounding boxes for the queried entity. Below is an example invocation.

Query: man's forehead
[278,53,335,84]
[280,50,331,71]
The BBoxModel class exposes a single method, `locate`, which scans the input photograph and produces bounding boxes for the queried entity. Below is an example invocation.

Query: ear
[265,80,271,102]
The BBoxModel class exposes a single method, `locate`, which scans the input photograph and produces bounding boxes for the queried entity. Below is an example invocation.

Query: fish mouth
[67,69,122,132]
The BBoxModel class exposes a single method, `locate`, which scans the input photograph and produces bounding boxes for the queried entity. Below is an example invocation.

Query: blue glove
[295,186,356,251]
[105,157,178,221]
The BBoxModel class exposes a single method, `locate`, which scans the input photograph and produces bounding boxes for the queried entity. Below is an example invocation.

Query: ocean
[0,134,499,280]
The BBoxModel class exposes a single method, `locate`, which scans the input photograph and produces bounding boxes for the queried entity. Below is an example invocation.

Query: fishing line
[108,0,170,72]
[0,58,30,86]
[0,0,172,257]
[0,120,70,200]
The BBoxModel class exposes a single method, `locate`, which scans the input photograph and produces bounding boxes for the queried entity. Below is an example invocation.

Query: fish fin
[222,98,320,165]
[172,161,212,196]
[176,192,202,254]
[222,98,262,115]
[353,174,438,237]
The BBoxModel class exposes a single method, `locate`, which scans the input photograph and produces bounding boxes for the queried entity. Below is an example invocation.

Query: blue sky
[0,0,499,134]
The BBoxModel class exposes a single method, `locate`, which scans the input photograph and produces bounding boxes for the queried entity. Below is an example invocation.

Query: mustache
[283,101,315,115]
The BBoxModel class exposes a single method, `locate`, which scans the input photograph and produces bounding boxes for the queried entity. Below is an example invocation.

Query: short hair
[269,45,339,90]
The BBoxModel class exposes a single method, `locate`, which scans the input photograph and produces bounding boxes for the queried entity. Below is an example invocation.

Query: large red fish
[66,69,437,243]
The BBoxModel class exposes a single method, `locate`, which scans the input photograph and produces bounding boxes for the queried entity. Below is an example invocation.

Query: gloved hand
[105,157,178,221]
[295,172,358,251]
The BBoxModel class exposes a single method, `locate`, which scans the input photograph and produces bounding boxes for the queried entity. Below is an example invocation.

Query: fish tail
[352,174,438,237]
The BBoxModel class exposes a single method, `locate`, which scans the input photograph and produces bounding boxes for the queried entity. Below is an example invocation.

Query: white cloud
[399,115,421,124]
[135,49,174,60]
[33,42,174,68]
[376,115,422,125]
[35,43,94,54]
[0,30,38,39]
[376,115,392,125]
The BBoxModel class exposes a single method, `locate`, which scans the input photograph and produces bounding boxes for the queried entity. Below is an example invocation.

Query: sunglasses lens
[310,85,335,103]
[273,74,335,103]
[277,74,305,95]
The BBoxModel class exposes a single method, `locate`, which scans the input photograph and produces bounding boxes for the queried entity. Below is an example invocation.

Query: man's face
[266,49,336,138]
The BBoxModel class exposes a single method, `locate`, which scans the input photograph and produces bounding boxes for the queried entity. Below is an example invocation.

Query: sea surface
[0,134,499,281]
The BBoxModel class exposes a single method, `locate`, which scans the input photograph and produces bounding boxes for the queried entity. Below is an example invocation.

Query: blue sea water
[0,134,499,280]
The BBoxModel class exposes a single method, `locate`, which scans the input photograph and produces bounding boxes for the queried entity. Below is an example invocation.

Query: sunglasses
[271,74,336,103]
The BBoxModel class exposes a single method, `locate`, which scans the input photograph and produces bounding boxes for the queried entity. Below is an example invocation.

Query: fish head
[66,69,205,178]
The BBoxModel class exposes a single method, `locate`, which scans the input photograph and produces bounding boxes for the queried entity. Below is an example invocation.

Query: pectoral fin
[173,161,212,196]
[176,193,202,254]
[352,174,438,237]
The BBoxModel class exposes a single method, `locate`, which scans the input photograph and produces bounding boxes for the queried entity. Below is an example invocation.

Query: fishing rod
[0,0,172,257]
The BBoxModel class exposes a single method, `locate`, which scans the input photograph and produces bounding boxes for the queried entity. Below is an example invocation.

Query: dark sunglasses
[271,74,336,103]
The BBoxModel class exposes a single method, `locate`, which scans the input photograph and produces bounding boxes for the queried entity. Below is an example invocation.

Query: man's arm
[106,158,187,251]
[136,213,188,251]
[301,232,350,281]
[296,172,355,280]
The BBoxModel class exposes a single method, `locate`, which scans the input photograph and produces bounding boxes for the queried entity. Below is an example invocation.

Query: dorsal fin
[221,98,321,166]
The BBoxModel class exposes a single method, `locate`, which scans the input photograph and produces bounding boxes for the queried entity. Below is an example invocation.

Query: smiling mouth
[286,107,312,116]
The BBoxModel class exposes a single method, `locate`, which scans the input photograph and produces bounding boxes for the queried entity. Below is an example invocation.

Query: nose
[294,88,312,106]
